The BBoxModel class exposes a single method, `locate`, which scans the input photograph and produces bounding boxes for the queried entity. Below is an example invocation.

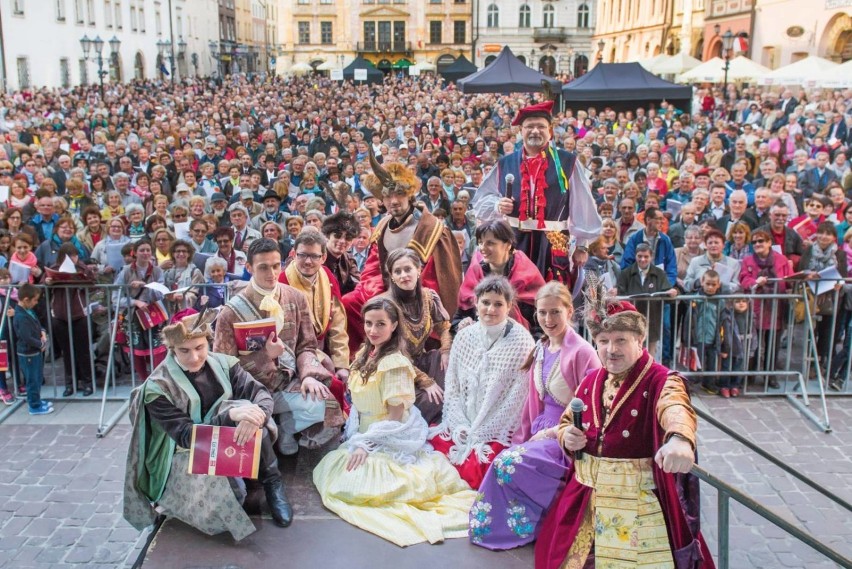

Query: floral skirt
[470,438,570,550]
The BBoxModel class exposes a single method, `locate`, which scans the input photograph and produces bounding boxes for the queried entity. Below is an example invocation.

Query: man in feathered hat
[495,100,601,284]
[341,150,462,352]
[123,308,294,539]
[535,281,714,569]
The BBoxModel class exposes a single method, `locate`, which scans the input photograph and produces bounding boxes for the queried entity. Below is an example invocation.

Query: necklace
[399,291,432,351]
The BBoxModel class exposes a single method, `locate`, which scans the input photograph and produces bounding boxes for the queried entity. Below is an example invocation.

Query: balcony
[533,27,567,42]
[356,41,412,54]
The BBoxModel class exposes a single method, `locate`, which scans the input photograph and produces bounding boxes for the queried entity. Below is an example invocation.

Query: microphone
[569,398,585,461]
[504,173,515,200]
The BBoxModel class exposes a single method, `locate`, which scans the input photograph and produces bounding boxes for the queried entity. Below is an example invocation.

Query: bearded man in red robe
[535,285,714,569]
[342,151,462,352]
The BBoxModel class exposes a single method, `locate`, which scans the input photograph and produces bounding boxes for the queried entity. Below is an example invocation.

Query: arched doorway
[376,58,392,73]
[517,55,526,65]
[820,13,852,62]
[110,54,122,82]
[539,55,556,76]
[436,54,456,75]
[484,55,497,66]
[573,54,588,76]
[693,37,704,60]
[134,51,145,80]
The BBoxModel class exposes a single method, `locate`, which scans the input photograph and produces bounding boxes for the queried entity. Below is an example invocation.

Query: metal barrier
[600,279,850,433]
[0,281,238,437]
[692,464,852,569]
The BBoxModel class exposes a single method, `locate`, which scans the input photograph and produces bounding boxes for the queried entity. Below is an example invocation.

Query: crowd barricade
[0,281,239,437]
[591,278,850,433]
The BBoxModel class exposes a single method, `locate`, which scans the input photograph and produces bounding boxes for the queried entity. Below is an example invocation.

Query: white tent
[803,59,852,88]
[316,60,336,71]
[679,55,771,83]
[652,52,703,75]
[416,59,436,71]
[759,55,839,86]
[288,62,312,75]
[637,54,668,71]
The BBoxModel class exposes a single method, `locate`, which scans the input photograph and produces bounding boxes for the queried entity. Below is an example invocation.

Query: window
[453,20,465,44]
[75,0,84,23]
[543,4,554,27]
[577,3,589,28]
[519,4,530,28]
[320,0,333,4]
[130,6,137,31]
[486,3,498,28]
[429,21,441,44]
[79,58,89,85]
[393,21,405,49]
[363,21,375,49]
[155,8,161,35]
[115,1,123,29]
[320,21,332,44]
[56,0,66,21]
[12,0,24,15]
[105,0,112,27]
[87,0,94,23]
[297,0,309,4]
[17,57,30,88]
[140,7,146,31]
[60,58,71,87]
[430,0,441,3]
[298,21,310,44]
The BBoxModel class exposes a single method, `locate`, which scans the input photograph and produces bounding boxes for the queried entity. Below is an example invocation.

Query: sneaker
[730,388,741,398]
[719,388,731,398]
[768,378,780,389]
[28,402,54,416]
[829,379,844,392]
[17,384,26,396]
[701,384,719,396]
[0,389,14,405]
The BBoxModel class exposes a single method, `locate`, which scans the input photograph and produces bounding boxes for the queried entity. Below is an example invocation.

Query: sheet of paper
[771,244,783,255]
[655,263,665,272]
[173,221,191,241]
[713,262,734,284]
[0,186,9,202]
[809,266,844,296]
[9,261,30,284]
[602,272,615,290]
[144,282,171,295]
[665,199,682,218]
[58,256,77,274]
[106,242,126,272]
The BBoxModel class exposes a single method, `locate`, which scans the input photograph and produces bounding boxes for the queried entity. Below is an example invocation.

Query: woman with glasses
[5,179,33,216]
[35,217,91,268]
[168,203,189,229]
[163,239,205,313]
[1,207,38,243]
[151,228,175,268]
[90,217,131,282]
[212,226,246,275]
[188,219,217,254]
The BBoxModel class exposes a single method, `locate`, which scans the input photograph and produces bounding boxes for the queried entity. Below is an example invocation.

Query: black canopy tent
[458,46,561,94]
[440,55,478,83]
[340,56,384,84]
[561,62,692,112]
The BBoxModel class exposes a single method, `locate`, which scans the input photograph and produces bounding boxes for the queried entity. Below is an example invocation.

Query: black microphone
[504,173,515,200]
[570,397,585,461]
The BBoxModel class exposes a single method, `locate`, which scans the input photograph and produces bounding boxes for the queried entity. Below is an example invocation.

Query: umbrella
[416,60,436,71]
[652,52,703,75]
[759,55,839,86]
[809,59,852,88]
[678,55,770,83]
[289,62,312,75]
[316,60,336,71]
[637,54,668,71]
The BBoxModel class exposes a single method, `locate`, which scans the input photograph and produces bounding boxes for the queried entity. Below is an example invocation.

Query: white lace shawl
[343,405,431,465]
[429,319,535,465]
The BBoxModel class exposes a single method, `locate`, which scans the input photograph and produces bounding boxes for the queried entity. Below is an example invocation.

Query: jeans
[719,355,744,389]
[18,352,44,409]
[697,343,718,389]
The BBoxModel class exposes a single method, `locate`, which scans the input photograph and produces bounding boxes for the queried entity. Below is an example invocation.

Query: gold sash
[284,262,331,338]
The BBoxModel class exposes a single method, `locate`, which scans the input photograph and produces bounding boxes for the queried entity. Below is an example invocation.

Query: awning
[393,59,413,69]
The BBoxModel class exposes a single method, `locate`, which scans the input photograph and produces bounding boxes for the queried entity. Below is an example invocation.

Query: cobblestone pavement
[0,395,849,568]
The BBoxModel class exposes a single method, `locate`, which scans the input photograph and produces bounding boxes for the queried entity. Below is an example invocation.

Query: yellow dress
[312,352,477,547]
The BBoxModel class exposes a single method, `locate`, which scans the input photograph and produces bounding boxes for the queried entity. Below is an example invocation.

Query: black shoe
[63,387,74,397]
[81,386,93,397]
[829,379,844,392]
[768,378,780,389]
[263,479,293,527]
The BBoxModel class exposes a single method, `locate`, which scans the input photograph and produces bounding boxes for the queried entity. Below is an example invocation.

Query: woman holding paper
[113,240,167,381]
[35,217,91,269]
[799,222,848,371]
[163,239,205,313]
[90,218,131,281]
[43,243,96,396]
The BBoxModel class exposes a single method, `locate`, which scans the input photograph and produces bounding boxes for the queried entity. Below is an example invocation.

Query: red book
[232,318,277,353]
[188,424,261,479]
[44,267,95,284]
[0,341,7,372]
[136,301,169,330]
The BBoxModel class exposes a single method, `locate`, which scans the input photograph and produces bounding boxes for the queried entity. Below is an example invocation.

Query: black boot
[263,478,293,527]
[259,432,292,527]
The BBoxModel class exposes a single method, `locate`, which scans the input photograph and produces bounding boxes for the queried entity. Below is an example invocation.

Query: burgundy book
[188,424,261,479]
[232,318,277,353]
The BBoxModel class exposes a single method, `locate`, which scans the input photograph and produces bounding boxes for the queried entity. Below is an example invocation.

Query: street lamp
[717,26,735,93]
[209,40,222,79]
[597,39,605,62]
[81,34,120,99]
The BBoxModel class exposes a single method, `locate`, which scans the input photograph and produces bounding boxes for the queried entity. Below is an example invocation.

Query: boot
[263,478,293,528]
[259,432,293,527]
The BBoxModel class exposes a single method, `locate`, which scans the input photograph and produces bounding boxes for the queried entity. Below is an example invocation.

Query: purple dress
[469,348,572,550]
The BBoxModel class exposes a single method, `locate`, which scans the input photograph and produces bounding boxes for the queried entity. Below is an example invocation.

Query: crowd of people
[0,71,850,565]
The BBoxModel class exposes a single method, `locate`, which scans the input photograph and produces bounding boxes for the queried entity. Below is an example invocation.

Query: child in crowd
[0,268,16,404]
[13,284,51,415]
[9,234,42,284]
[687,270,726,396]
[720,297,752,398]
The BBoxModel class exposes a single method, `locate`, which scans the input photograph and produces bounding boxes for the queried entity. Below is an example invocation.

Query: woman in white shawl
[429,275,535,489]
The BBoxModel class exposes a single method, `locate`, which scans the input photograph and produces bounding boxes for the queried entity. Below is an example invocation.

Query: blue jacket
[621,230,678,285]
[13,307,43,355]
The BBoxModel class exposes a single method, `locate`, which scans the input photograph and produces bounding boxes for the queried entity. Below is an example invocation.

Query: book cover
[45,268,95,284]
[0,341,7,372]
[188,424,261,479]
[135,301,169,330]
[232,318,277,354]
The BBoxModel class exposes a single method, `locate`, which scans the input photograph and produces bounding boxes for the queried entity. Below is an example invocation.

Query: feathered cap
[511,99,554,126]
[361,146,421,201]
[161,307,218,349]
[583,273,647,339]
[321,211,360,240]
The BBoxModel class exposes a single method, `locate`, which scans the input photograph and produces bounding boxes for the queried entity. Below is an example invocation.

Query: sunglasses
[752,239,768,244]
